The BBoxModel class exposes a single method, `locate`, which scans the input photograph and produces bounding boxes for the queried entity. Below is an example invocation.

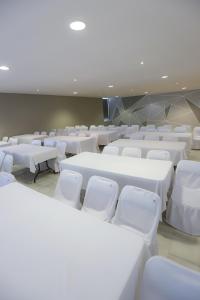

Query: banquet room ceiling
[0,0,200,98]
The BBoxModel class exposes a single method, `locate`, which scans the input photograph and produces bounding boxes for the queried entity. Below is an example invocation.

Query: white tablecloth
[2,144,58,173]
[0,141,10,148]
[109,139,187,165]
[45,136,97,154]
[89,130,119,145]
[126,132,192,150]
[12,134,48,144]
[60,152,173,212]
[0,182,147,300]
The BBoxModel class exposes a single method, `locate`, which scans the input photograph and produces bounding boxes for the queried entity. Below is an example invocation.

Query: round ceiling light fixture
[70,21,86,31]
[0,65,10,71]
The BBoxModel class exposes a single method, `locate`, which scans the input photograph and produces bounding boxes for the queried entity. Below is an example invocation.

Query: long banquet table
[108,139,187,165]
[0,141,10,148]
[89,130,119,145]
[60,152,173,212]
[12,134,48,144]
[45,136,97,153]
[0,182,148,300]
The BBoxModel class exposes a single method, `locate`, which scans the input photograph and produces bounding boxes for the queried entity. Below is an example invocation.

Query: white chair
[102,146,119,155]
[1,154,13,173]
[31,140,42,146]
[162,136,179,142]
[174,126,187,133]
[0,172,16,187]
[2,136,8,142]
[49,131,56,137]
[90,125,97,131]
[8,138,18,145]
[82,176,119,222]
[79,132,87,137]
[140,126,147,132]
[69,132,78,136]
[44,139,56,147]
[157,126,171,132]
[130,133,144,140]
[0,151,6,170]
[33,131,40,135]
[140,256,200,300]
[56,141,66,160]
[166,160,200,235]
[54,170,83,209]
[41,131,47,135]
[192,127,200,149]
[144,135,160,141]
[121,147,142,158]
[112,185,161,255]
[146,150,171,161]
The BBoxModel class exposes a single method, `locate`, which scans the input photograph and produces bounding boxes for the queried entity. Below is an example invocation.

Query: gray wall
[0,93,103,137]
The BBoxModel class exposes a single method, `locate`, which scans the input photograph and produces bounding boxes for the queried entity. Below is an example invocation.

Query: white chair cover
[162,136,179,142]
[140,256,200,300]
[130,133,144,140]
[157,126,171,132]
[102,146,119,156]
[31,140,42,146]
[2,136,8,142]
[69,132,78,136]
[112,185,161,255]
[1,154,13,173]
[146,150,171,161]
[192,127,200,149]
[121,147,142,158]
[55,141,67,171]
[174,126,187,133]
[49,131,56,137]
[140,126,147,132]
[44,139,56,147]
[33,131,40,135]
[144,135,160,141]
[41,131,47,135]
[54,170,83,209]
[8,138,18,145]
[0,151,6,170]
[166,160,200,235]
[82,176,119,221]
[0,172,16,187]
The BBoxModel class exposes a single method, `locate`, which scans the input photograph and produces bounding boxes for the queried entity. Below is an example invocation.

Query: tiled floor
[13,150,200,272]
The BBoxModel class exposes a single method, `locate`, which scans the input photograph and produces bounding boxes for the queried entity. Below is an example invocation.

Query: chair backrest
[144,135,160,141]
[0,172,16,187]
[41,131,47,135]
[82,176,119,221]
[174,126,186,133]
[162,136,179,142]
[43,139,56,147]
[33,131,40,135]
[193,126,200,137]
[56,141,67,157]
[49,131,56,137]
[54,170,83,209]
[157,126,171,132]
[146,150,171,161]
[171,160,200,204]
[0,151,6,170]
[8,138,18,145]
[112,185,161,241]
[2,136,8,142]
[31,140,42,146]
[140,126,147,132]
[1,154,13,173]
[121,147,142,158]
[129,133,144,140]
[102,146,119,155]
[140,256,200,300]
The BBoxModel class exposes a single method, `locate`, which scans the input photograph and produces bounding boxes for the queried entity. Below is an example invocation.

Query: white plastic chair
[0,172,16,187]
[166,160,200,235]
[144,135,160,141]
[162,136,179,142]
[140,256,200,300]
[49,131,56,137]
[82,176,119,222]
[146,150,171,161]
[41,131,47,135]
[112,185,161,255]
[33,131,40,135]
[2,136,8,142]
[8,138,18,145]
[31,140,42,146]
[44,139,56,147]
[1,154,13,173]
[121,147,142,158]
[0,151,6,170]
[102,146,119,155]
[54,170,83,209]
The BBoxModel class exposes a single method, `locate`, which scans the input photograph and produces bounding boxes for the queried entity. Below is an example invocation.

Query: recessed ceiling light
[144,91,149,94]
[108,85,114,88]
[0,65,9,71]
[181,87,187,90]
[70,21,86,31]
[102,97,109,100]
[73,78,77,82]
[140,61,144,65]
[73,91,78,95]
[161,75,168,79]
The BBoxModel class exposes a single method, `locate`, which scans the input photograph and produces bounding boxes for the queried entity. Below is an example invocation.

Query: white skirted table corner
[108,139,187,166]
[60,152,173,213]
[0,141,11,148]
[0,182,148,300]
[12,134,48,144]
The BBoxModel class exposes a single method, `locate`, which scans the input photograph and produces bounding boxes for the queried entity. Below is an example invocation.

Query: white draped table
[45,136,97,153]
[0,141,10,148]
[109,139,187,165]
[2,144,58,173]
[60,152,173,212]
[12,134,48,144]
[0,182,148,300]
[89,130,119,145]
